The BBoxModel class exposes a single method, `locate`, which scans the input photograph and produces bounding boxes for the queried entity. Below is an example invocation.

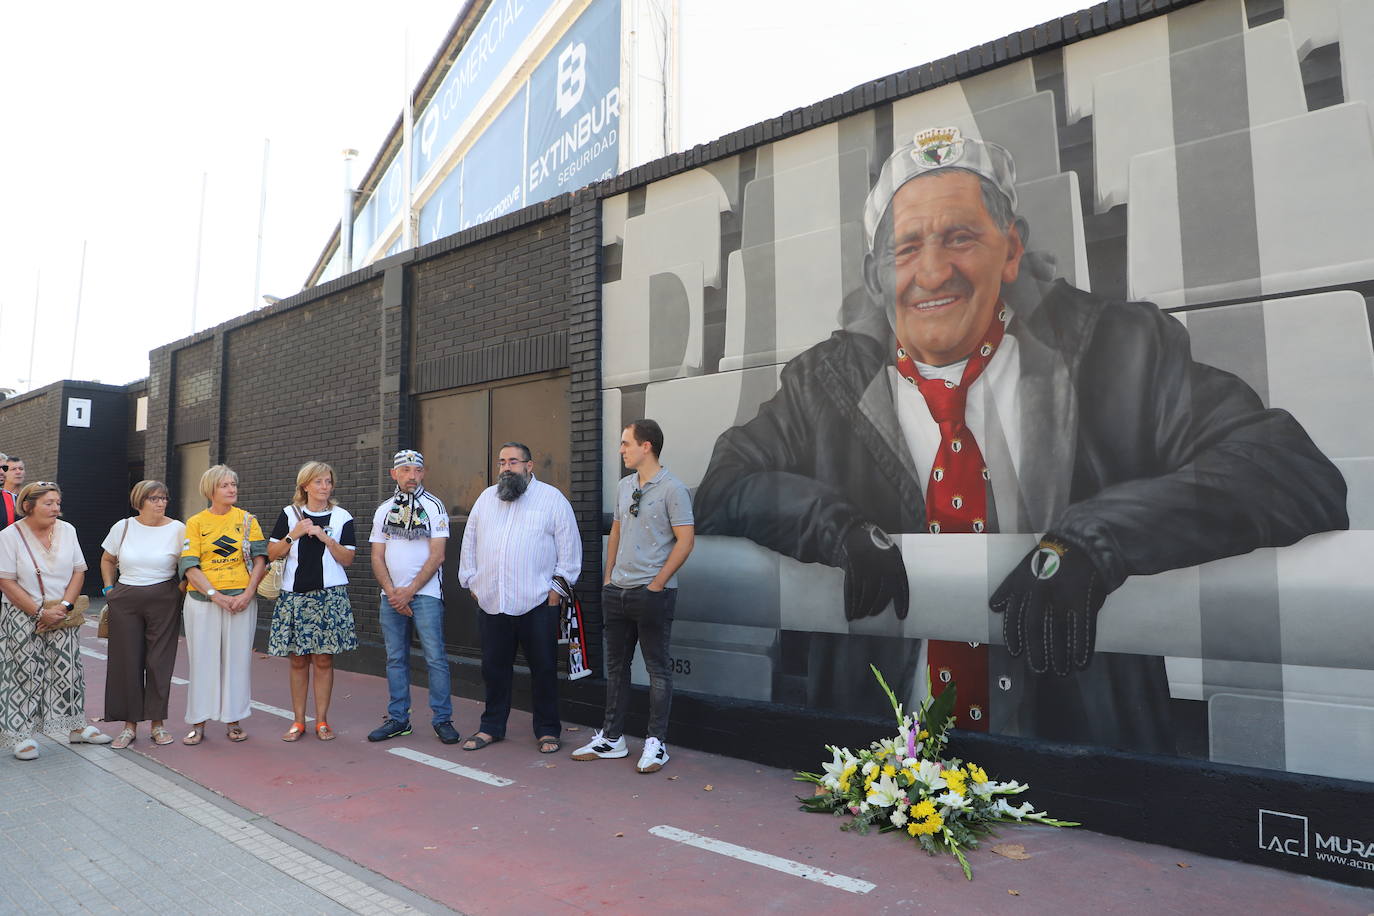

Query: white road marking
[172,677,189,685]
[80,647,107,660]
[648,825,876,895]
[387,747,514,787]
[250,701,313,722]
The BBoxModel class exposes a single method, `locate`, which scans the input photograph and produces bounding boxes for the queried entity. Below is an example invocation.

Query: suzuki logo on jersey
[556,41,587,117]
[211,535,239,558]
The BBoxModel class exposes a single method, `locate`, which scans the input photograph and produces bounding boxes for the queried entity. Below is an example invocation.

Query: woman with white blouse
[0,481,111,759]
[99,480,186,749]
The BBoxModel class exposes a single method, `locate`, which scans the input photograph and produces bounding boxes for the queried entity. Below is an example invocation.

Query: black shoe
[367,718,412,742]
[434,721,461,745]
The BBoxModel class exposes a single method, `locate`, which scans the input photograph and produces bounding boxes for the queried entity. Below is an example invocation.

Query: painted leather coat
[695,279,1348,752]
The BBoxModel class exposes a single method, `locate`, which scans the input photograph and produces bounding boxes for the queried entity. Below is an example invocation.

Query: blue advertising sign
[461,85,529,230]
[419,163,462,245]
[413,0,558,183]
[525,0,621,205]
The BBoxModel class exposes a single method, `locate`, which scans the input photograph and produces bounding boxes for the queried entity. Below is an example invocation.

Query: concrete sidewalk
[10,617,1368,915]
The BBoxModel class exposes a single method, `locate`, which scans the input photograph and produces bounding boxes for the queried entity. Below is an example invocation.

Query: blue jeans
[379,593,452,725]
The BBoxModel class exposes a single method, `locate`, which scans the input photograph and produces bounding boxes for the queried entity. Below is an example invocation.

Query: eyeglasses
[146,495,170,502]
[629,488,643,517]
[35,481,57,488]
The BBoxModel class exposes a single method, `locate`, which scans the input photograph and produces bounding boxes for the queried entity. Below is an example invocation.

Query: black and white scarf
[383,485,432,540]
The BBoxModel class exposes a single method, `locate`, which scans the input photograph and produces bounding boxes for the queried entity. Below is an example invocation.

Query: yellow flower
[968,764,988,784]
[910,799,936,819]
[918,730,929,740]
[882,764,897,778]
[943,770,967,796]
[907,822,920,837]
[926,812,944,831]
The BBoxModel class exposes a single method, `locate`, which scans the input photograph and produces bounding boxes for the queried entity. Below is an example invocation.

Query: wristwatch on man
[60,600,74,612]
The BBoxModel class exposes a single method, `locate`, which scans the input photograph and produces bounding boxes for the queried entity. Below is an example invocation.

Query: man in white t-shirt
[367,450,458,744]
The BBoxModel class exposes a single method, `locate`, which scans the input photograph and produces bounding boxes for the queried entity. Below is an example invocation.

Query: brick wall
[0,387,62,484]
[219,278,388,643]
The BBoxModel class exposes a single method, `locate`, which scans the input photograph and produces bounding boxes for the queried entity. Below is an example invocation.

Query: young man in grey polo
[572,418,694,772]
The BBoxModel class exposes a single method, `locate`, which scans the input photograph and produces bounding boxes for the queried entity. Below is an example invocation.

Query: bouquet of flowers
[795,665,1076,879]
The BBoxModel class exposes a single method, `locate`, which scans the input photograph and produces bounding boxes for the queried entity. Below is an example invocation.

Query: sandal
[538,736,562,754]
[13,739,39,760]
[70,725,113,745]
[282,722,306,742]
[315,722,336,741]
[461,732,501,751]
[183,723,206,746]
[226,723,248,742]
[150,726,174,746]
[111,727,136,749]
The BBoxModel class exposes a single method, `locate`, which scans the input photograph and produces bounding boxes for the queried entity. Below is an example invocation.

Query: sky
[0,0,1087,394]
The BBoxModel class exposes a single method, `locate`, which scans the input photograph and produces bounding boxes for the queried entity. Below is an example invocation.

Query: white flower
[890,807,909,828]
[820,747,848,789]
[994,798,1035,820]
[858,801,871,813]
[873,737,902,759]
[866,774,904,809]
[916,759,946,789]
[936,791,971,810]
[861,759,878,778]
[986,780,1027,795]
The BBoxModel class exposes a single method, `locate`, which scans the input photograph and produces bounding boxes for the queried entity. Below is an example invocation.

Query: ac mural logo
[1258,809,1308,857]
[1259,809,1374,873]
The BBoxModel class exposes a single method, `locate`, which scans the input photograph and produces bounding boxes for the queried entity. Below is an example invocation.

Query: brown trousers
[103,579,182,722]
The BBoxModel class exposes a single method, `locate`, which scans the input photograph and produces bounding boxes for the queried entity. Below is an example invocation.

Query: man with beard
[458,442,581,754]
[694,127,1347,752]
[367,450,459,744]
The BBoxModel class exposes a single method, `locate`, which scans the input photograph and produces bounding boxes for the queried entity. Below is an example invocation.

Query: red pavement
[77,625,1374,915]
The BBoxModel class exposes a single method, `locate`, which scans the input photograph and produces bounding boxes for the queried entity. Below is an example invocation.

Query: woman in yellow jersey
[178,466,268,745]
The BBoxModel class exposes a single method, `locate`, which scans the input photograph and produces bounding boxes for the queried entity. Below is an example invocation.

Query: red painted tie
[895,308,1008,732]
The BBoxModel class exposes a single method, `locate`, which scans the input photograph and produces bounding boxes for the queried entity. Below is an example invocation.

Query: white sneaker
[13,739,39,760]
[570,730,628,760]
[637,737,669,773]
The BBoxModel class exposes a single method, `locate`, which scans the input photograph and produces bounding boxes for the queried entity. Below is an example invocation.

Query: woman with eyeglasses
[0,481,111,759]
[99,480,186,749]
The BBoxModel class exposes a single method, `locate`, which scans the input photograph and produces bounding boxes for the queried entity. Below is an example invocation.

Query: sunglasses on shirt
[629,488,643,517]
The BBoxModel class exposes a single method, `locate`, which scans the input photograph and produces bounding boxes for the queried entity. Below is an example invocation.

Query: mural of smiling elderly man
[693,126,1349,754]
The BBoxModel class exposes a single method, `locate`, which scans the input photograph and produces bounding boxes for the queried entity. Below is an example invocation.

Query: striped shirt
[458,476,582,616]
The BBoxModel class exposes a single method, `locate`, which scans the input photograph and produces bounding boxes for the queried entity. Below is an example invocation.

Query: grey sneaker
[637,737,669,773]
[570,729,628,760]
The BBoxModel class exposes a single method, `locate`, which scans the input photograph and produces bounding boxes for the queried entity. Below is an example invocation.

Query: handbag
[14,522,89,629]
[256,507,299,600]
[98,519,130,638]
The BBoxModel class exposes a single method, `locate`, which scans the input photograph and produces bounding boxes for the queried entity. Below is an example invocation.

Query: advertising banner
[413,0,558,183]
[460,85,529,230]
[525,0,620,206]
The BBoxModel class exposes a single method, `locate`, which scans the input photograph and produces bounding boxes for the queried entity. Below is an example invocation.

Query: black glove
[840,522,909,621]
[989,534,1106,676]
